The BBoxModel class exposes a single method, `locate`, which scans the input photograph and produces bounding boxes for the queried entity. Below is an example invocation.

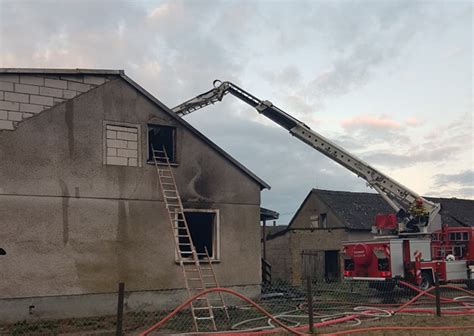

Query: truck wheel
[419,272,433,291]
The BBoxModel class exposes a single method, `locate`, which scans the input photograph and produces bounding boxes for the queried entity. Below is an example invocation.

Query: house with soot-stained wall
[266,189,473,285]
[0,68,270,322]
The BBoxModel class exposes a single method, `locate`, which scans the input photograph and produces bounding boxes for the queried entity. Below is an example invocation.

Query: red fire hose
[138,283,474,335]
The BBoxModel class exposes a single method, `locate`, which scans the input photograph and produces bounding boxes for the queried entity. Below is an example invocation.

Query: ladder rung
[195,317,214,321]
[188,278,203,281]
[193,307,212,311]
[200,267,212,270]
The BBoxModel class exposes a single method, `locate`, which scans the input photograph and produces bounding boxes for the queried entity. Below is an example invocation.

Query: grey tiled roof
[313,189,473,230]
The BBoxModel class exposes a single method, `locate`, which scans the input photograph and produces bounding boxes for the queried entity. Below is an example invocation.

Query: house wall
[266,192,373,285]
[265,233,291,282]
[0,77,262,321]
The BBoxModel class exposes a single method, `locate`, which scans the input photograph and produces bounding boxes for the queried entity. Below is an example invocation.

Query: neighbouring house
[266,188,474,285]
[0,68,270,322]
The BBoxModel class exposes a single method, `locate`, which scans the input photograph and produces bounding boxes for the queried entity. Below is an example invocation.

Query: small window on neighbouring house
[180,211,218,260]
[320,213,328,228]
[453,245,464,258]
[148,124,176,163]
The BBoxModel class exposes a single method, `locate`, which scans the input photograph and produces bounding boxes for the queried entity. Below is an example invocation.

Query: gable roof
[268,189,473,240]
[291,189,473,231]
[0,68,270,190]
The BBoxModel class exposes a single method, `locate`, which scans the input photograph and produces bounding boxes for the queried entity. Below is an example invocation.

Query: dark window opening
[182,212,216,260]
[320,213,328,228]
[324,250,339,280]
[148,125,176,163]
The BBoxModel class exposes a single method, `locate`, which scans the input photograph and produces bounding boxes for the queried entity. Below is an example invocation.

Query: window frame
[147,123,178,164]
[174,209,220,263]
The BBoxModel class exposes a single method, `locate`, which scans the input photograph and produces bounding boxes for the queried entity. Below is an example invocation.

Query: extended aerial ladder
[172,80,442,235]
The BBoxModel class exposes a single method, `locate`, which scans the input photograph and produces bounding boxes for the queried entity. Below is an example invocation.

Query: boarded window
[309,215,319,228]
[104,123,140,167]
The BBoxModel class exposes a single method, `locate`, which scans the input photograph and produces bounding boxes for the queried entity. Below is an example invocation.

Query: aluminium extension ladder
[151,146,229,331]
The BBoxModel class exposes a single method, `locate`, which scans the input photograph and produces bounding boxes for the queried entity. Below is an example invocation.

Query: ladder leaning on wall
[151,145,229,332]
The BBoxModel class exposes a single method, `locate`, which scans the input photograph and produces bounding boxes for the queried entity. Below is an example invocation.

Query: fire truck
[171,80,474,290]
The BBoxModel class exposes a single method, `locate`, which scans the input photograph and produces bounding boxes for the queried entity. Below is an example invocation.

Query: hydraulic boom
[172,80,441,234]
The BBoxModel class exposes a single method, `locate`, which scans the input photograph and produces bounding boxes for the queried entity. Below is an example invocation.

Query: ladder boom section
[172,80,441,230]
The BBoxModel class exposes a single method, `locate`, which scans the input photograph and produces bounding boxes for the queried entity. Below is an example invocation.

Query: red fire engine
[171,80,473,290]
[343,218,474,290]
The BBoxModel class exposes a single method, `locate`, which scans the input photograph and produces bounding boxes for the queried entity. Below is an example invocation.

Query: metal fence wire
[1,278,473,335]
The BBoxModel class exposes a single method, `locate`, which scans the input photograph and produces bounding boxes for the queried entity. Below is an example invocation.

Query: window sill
[147,160,179,167]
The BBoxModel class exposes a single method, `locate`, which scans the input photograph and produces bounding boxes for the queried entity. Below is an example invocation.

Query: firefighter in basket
[406,197,430,232]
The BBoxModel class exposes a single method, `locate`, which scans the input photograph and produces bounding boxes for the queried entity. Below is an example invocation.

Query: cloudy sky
[1,0,472,223]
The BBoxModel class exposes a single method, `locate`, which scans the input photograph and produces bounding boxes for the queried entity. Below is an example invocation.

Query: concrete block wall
[105,123,140,167]
[0,74,111,131]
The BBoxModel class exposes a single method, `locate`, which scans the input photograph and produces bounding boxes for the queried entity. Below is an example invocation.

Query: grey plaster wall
[0,284,260,323]
[0,78,262,314]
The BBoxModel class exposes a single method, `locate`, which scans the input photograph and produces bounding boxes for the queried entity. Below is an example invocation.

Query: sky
[0,0,472,223]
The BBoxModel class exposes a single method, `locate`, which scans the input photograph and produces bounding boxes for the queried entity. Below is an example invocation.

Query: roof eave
[0,68,124,75]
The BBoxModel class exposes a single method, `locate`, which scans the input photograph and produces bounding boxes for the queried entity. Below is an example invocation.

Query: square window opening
[180,212,217,260]
[148,125,176,163]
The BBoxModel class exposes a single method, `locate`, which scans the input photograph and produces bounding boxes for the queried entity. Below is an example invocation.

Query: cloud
[433,170,474,188]
[427,187,474,199]
[360,145,462,168]
[262,65,302,87]
[341,115,402,130]
[185,109,369,223]
[405,117,421,126]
